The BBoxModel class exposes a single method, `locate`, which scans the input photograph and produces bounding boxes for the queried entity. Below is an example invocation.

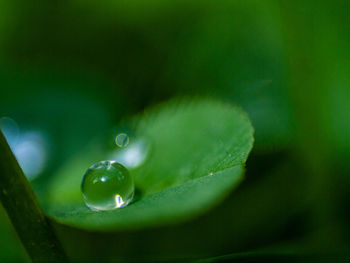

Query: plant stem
[0,131,68,262]
[279,0,340,247]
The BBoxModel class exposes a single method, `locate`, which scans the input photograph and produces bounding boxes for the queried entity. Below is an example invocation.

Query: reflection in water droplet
[81,161,134,211]
[115,133,129,148]
[110,139,150,169]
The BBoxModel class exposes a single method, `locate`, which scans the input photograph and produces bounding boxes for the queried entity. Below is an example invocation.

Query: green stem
[0,131,68,262]
[279,0,340,247]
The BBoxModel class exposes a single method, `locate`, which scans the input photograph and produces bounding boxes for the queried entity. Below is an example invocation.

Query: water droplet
[115,133,129,148]
[81,161,134,211]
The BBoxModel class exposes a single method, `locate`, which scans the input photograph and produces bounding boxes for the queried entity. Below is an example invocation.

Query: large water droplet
[81,161,134,211]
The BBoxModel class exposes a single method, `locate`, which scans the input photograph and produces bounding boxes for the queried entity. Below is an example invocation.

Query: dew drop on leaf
[81,161,134,211]
[115,133,129,148]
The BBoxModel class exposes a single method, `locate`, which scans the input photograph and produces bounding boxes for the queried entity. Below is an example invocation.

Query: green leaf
[44,99,254,230]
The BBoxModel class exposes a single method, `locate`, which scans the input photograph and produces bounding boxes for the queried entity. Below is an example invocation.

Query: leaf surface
[45,99,254,230]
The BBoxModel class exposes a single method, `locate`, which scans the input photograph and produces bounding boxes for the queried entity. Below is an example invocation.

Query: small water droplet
[115,133,129,148]
[81,161,134,211]
[209,172,214,176]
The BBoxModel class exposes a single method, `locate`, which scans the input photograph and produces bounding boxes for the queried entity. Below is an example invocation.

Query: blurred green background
[1,0,350,262]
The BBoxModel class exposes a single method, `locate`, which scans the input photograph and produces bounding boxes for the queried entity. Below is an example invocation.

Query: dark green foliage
[1,0,350,262]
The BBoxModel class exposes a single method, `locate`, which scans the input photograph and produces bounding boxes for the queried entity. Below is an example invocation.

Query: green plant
[0,99,254,262]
